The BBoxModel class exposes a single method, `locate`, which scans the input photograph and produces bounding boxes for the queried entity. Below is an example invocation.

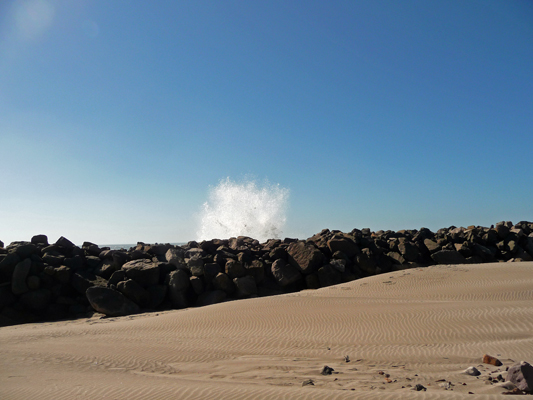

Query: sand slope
[1,262,533,399]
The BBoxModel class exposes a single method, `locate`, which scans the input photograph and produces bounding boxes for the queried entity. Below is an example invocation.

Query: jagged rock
[12,258,32,295]
[287,241,325,275]
[431,249,467,265]
[55,236,75,251]
[8,242,38,259]
[233,275,257,298]
[117,279,150,307]
[398,240,419,261]
[108,270,126,286]
[112,251,130,269]
[121,259,160,287]
[271,259,302,286]
[86,286,140,317]
[357,248,379,275]
[424,238,441,253]
[168,269,190,292]
[507,361,533,392]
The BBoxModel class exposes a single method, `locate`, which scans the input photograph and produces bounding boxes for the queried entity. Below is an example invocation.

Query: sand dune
[1,262,533,399]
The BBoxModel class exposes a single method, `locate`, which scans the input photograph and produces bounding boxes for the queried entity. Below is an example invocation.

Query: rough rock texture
[2,220,533,326]
[86,286,140,317]
[507,361,533,392]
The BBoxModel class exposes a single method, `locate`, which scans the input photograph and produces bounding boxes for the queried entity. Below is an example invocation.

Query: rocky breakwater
[1,220,532,326]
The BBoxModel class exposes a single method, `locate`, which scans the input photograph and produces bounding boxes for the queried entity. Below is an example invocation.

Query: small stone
[464,366,481,376]
[302,379,314,386]
[483,354,503,366]
[414,384,426,391]
[321,365,334,375]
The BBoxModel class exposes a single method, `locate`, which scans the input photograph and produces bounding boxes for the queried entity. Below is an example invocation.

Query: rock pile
[1,220,532,326]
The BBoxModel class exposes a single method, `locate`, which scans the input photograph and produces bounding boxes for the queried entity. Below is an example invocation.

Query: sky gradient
[1,0,532,245]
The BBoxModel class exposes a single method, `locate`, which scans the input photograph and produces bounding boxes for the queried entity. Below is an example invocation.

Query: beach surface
[1,262,533,399]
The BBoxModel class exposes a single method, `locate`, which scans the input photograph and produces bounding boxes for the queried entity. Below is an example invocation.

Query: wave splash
[197,178,289,242]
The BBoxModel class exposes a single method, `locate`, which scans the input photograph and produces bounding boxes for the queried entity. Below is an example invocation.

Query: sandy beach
[1,261,532,399]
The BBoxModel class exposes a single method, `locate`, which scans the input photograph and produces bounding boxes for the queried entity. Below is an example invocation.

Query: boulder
[117,279,150,307]
[203,263,221,281]
[189,276,204,295]
[55,236,75,251]
[431,249,467,265]
[327,237,360,258]
[398,240,420,262]
[0,252,20,277]
[187,255,204,277]
[245,259,265,284]
[53,265,72,284]
[8,242,38,259]
[287,242,325,275]
[147,285,167,308]
[168,269,190,292]
[31,234,48,246]
[213,272,235,294]
[507,361,533,392]
[225,259,246,279]
[86,286,140,317]
[108,270,126,286]
[121,259,160,287]
[197,290,227,307]
[356,248,379,275]
[71,270,108,295]
[12,258,32,295]
[317,264,342,287]
[233,275,257,298]
[483,354,502,366]
[271,259,302,287]
[165,248,186,269]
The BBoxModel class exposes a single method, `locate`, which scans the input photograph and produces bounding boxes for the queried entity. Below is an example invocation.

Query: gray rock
[122,259,160,287]
[86,286,140,317]
[398,240,420,262]
[321,365,334,375]
[165,248,186,268]
[12,258,32,295]
[188,255,204,276]
[423,238,441,253]
[54,265,72,284]
[271,259,302,287]
[357,248,379,275]
[71,270,107,295]
[108,270,126,286]
[168,269,190,292]
[287,241,325,275]
[431,249,467,265]
[464,366,481,376]
[507,361,533,392]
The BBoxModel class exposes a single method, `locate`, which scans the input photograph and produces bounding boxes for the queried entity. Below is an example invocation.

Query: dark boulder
[225,259,246,279]
[233,275,257,298]
[197,290,227,307]
[55,236,75,251]
[245,259,265,284]
[19,289,52,311]
[203,263,221,281]
[7,242,38,259]
[189,276,204,295]
[356,248,379,275]
[431,249,467,265]
[117,279,150,307]
[398,240,420,262]
[423,239,441,254]
[86,286,140,317]
[147,285,167,308]
[317,264,342,287]
[0,252,21,277]
[71,270,107,295]
[271,259,302,287]
[187,255,204,277]
[12,258,32,295]
[108,270,126,286]
[31,234,49,246]
[287,241,325,275]
[327,237,360,258]
[121,259,160,287]
[213,272,235,294]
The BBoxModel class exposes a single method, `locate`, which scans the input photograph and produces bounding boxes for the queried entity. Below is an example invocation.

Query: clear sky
[1,0,532,245]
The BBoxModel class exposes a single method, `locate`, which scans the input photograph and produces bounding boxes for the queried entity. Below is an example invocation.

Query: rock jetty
[1,220,532,326]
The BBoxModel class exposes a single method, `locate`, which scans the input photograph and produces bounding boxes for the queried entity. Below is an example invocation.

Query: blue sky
[1,0,532,245]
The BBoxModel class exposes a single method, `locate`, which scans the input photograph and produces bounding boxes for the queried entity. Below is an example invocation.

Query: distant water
[197,177,289,242]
